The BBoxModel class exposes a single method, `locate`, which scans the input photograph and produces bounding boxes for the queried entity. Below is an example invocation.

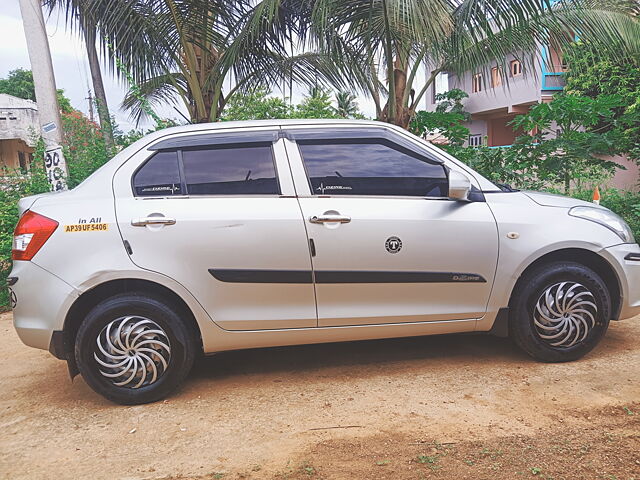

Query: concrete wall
[487,116,518,147]
[425,53,542,115]
[0,94,39,147]
[609,155,639,192]
[467,118,488,139]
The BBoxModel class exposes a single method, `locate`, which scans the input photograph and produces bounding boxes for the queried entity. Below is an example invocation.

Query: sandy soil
[0,311,639,480]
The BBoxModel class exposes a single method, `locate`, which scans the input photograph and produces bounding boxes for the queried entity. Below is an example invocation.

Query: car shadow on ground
[189,323,631,383]
[190,332,524,381]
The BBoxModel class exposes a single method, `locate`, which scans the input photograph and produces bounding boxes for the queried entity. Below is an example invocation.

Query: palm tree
[304,0,640,128]
[90,0,327,124]
[44,0,115,149]
[334,91,359,118]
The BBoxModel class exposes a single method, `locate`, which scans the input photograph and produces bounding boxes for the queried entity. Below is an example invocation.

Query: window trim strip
[149,131,279,150]
[176,149,188,195]
[284,128,444,165]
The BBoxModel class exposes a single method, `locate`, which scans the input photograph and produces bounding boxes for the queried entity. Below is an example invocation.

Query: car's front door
[113,130,317,330]
[284,127,499,327]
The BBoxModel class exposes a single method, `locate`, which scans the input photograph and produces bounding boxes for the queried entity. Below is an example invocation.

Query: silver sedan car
[9,119,640,404]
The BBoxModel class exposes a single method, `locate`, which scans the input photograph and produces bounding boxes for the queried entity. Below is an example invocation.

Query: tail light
[12,210,59,261]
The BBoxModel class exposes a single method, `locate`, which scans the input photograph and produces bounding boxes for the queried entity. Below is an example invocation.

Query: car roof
[146,118,388,137]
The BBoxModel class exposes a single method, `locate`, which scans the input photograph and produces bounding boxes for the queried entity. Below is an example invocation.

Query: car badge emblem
[385,236,402,254]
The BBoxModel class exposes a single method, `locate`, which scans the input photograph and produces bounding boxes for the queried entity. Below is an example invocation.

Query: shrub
[410,89,471,147]
[449,145,545,191]
[0,144,50,309]
[61,111,112,188]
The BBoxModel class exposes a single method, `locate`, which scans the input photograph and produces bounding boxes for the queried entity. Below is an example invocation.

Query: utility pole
[86,89,95,122]
[18,0,68,191]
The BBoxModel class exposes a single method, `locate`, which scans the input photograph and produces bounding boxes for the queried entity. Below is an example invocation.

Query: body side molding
[209,269,486,284]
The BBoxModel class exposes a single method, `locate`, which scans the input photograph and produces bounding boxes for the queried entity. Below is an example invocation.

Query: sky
[0,0,381,131]
[1,0,145,131]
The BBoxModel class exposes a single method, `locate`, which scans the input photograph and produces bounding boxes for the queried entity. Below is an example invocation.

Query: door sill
[219,317,478,332]
[204,318,479,353]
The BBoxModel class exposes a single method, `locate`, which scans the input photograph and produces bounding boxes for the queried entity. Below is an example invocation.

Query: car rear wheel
[509,261,611,362]
[75,293,196,404]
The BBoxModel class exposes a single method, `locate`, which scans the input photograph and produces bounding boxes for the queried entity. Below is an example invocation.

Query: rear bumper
[602,243,640,320]
[9,261,78,351]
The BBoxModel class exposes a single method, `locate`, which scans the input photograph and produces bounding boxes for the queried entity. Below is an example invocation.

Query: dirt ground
[1,312,639,480]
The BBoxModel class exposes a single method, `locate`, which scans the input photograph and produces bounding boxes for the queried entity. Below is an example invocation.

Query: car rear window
[181,144,279,195]
[133,150,182,196]
[133,143,280,196]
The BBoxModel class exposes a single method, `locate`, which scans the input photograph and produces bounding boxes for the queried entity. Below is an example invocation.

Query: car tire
[509,261,611,362]
[75,293,197,405]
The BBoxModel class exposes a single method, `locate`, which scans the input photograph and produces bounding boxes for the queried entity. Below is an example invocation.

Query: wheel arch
[61,278,204,376]
[510,248,622,320]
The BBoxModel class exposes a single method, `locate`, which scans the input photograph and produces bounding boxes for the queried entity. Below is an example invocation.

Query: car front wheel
[509,261,611,362]
[75,293,196,404]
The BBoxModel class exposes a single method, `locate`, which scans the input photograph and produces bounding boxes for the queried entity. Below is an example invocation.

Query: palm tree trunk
[380,56,412,129]
[392,56,412,128]
[84,23,114,150]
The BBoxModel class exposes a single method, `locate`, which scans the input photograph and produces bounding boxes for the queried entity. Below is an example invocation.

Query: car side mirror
[448,170,471,201]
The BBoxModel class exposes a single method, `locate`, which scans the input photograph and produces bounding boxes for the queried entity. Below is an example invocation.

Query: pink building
[423,48,638,191]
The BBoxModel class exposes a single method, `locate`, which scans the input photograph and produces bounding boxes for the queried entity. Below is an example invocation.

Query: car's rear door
[113,128,317,330]
[283,126,499,327]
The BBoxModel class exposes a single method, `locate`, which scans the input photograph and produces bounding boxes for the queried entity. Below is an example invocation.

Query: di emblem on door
[385,236,402,254]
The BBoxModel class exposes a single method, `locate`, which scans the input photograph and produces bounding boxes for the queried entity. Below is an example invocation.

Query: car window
[181,144,279,195]
[133,150,182,196]
[298,139,448,197]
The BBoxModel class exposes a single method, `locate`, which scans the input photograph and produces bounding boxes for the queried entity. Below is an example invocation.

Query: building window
[468,134,483,147]
[510,60,523,77]
[491,67,503,87]
[471,73,483,93]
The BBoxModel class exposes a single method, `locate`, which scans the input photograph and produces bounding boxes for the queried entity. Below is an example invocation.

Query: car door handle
[309,214,351,224]
[131,217,176,227]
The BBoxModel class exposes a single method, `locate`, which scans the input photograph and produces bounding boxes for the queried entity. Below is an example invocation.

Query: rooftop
[0,93,38,111]
[0,93,40,147]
